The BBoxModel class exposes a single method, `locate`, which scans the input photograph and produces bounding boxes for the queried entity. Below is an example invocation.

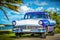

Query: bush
[0,36,13,40]
[0,31,13,35]
[54,27,60,34]
[0,31,15,40]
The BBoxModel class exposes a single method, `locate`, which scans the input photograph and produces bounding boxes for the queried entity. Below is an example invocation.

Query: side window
[28,15,30,19]
[24,14,28,19]
[24,14,31,19]
[46,14,50,19]
[49,15,52,19]
[47,14,52,19]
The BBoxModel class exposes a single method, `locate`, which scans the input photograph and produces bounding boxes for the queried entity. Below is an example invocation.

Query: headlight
[13,28,20,30]
[38,20,42,25]
[13,28,17,30]
[12,21,16,25]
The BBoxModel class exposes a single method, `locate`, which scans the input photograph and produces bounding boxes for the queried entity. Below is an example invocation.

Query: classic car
[12,12,56,38]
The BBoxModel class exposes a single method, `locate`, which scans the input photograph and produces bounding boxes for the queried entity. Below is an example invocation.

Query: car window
[24,13,50,19]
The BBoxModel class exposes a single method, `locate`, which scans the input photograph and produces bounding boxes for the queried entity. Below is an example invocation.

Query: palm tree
[44,10,60,27]
[0,6,9,21]
[0,0,9,21]
[0,0,22,21]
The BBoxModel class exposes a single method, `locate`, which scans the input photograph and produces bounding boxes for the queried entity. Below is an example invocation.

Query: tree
[0,0,22,21]
[0,6,9,21]
[44,10,60,27]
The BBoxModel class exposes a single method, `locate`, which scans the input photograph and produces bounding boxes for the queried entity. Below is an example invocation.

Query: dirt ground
[15,34,60,40]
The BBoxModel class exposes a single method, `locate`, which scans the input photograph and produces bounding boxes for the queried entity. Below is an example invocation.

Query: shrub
[54,27,60,34]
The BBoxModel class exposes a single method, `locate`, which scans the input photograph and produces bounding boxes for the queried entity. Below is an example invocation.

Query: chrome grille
[21,26,42,29]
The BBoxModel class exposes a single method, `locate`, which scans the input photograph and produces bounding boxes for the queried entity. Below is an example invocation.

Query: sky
[21,0,60,13]
[0,0,60,25]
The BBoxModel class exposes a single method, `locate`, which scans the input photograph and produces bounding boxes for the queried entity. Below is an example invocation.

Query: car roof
[26,12,48,15]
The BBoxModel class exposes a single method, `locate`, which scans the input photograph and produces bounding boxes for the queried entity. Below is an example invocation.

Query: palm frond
[0,6,9,21]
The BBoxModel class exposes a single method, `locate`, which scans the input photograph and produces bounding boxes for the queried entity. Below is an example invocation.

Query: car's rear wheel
[49,31,54,36]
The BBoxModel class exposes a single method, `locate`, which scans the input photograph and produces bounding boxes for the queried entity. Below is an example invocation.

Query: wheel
[49,31,54,36]
[31,34,34,36]
[41,33,46,38]
[15,33,20,38]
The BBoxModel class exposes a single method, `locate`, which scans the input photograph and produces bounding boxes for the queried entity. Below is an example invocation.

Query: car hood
[15,19,41,26]
[13,19,56,26]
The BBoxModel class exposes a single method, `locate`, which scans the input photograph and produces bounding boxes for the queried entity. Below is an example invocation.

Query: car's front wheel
[39,33,46,38]
[31,33,34,36]
[15,33,23,38]
[41,33,46,38]
[15,33,20,38]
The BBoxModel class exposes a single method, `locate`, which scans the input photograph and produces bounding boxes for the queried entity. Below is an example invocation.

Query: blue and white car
[12,12,56,38]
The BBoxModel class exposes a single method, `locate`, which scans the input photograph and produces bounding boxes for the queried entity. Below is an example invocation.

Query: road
[15,34,60,40]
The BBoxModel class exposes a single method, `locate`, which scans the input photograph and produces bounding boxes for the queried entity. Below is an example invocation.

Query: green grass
[0,31,15,40]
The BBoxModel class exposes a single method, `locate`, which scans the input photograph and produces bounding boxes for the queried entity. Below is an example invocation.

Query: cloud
[40,2,48,6]
[20,5,44,14]
[56,8,60,11]
[20,6,30,11]
[20,6,34,14]
[34,2,48,6]
[23,0,48,6]
[47,7,56,12]
[36,7,43,11]
[24,1,33,6]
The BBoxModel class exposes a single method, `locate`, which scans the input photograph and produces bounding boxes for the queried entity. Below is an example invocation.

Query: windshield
[24,13,50,19]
